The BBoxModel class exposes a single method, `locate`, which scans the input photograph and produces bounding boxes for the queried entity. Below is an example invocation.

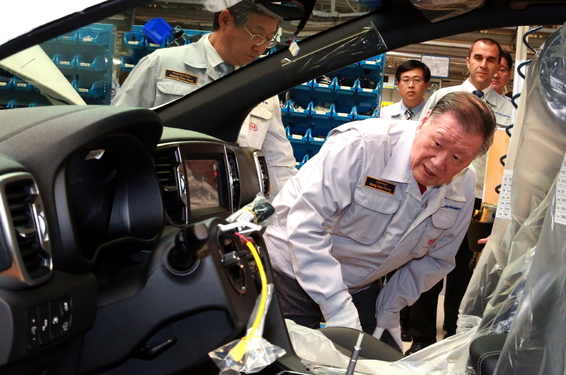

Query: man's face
[491,59,512,95]
[220,12,278,66]
[466,41,501,90]
[397,68,429,106]
[411,112,484,186]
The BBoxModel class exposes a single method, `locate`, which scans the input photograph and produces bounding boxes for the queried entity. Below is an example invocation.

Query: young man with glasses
[112,0,297,196]
[491,50,513,98]
[380,60,431,121]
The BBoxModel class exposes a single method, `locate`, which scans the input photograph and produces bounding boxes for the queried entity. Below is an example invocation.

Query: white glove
[324,298,362,331]
[372,325,403,350]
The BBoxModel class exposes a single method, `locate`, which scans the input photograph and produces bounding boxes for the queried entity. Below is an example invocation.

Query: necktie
[405,109,413,120]
[472,90,484,99]
[216,62,234,78]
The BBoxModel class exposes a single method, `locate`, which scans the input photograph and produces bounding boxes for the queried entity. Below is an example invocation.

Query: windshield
[0,0,382,109]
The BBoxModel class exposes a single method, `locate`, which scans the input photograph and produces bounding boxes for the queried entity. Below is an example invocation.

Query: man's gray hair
[428,91,497,156]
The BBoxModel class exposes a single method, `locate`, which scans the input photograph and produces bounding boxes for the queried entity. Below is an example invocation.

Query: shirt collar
[400,99,425,118]
[463,79,498,107]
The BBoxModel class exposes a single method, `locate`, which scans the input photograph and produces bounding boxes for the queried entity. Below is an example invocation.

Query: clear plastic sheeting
[281,23,386,86]
[492,23,566,374]
[408,0,485,23]
[461,21,566,329]
[210,284,286,374]
[287,317,480,374]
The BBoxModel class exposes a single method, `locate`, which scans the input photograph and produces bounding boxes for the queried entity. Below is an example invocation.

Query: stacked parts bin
[0,23,116,107]
[280,54,385,168]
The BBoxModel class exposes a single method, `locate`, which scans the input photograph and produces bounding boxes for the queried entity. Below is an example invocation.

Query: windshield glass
[0,0,380,109]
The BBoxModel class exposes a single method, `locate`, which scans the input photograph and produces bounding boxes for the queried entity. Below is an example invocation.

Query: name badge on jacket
[364,176,396,195]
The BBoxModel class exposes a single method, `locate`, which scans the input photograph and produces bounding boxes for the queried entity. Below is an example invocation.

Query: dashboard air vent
[154,146,187,225]
[227,152,240,211]
[0,172,52,287]
[253,152,270,198]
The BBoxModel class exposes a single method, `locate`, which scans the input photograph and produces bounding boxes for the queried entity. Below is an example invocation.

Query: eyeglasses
[399,77,424,85]
[243,26,277,48]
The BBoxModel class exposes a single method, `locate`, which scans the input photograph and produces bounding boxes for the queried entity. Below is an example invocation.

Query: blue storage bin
[120,56,139,73]
[356,78,380,97]
[311,103,333,119]
[286,126,309,144]
[360,55,384,73]
[288,100,312,117]
[124,31,146,49]
[332,103,355,122]
[143,17,173,44]
[313,76,335,93]
[353,105,379,120]
[280,99,290,115]
[335,77,356,95]
[297,153,310,169]
[0,76,13,90]
[308,129,331,146]
[57,30,78,44]
[294,79,313,91]
[52,53,76,69]
[145,37,173,51]
[6,99,18,109]
[78,29,110,46]
[77,55,108,72]
[12,77,34,91]
[74,80,106,98]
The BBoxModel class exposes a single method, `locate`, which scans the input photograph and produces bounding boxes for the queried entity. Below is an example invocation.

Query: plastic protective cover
[286,22,566,374]
[408,0,485,23]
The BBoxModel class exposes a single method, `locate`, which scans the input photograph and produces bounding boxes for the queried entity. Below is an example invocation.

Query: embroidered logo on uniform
[428,238,437,246]
[442,205,461,211]
[364,176,396,195]
[164,70,198,85]
[249,122,258,131]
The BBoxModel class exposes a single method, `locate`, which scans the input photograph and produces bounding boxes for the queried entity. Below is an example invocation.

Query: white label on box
[495,169,513,220]
[555,156,566,226]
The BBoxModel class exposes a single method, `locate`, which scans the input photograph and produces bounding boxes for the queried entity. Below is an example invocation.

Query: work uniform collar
[180,34,240,78]
[380,124,415,184]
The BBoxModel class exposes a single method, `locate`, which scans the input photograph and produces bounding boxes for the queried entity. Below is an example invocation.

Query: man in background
[380,60,431,121]
[491,50,513,98]
[406,38,514,355]
[112,0,297,196]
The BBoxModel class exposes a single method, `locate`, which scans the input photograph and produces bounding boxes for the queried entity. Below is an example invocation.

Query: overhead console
[154,139,270,225]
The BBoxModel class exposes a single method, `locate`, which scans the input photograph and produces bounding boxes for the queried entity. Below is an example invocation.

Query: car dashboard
[0,105,277,374]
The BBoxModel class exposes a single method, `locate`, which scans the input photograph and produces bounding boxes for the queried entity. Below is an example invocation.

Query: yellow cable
[229,239,268,362]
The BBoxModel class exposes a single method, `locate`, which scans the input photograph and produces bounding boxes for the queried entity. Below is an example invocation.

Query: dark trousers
[272,268,401,351]
[409,234,474,341]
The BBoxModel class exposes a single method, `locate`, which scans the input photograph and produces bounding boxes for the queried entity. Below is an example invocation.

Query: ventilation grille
[0,173,52,287]
[253,152,270,198]
[227,152,240,210]
[154,147,187,225]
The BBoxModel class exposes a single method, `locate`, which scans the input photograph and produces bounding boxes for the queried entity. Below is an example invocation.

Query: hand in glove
[324,298,362,331]
[372,325,403,350]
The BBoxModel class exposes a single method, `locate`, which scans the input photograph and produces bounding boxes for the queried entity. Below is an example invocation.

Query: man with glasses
[380,60,431,121]
[112,0,297,196]
[491,50,513,99]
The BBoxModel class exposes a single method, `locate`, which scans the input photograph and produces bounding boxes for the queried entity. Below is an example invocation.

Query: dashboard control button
[60,296,72,317]
[37,303,51,344]
[49,300,63,340]
[26,306,40,350]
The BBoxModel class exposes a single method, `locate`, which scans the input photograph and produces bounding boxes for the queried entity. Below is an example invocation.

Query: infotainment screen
[184,159,220,211]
